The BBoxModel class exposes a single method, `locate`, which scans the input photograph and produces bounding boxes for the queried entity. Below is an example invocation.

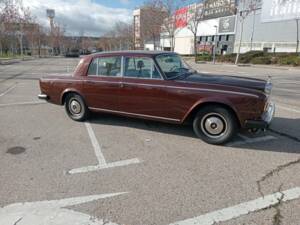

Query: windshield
[156,54,193,79]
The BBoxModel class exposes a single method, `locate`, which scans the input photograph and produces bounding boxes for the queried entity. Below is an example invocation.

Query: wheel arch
[60,89,86,105]
[183,100,241,127]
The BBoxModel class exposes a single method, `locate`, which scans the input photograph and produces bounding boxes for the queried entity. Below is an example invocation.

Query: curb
[0,57,36,65]
[0,59,21,65]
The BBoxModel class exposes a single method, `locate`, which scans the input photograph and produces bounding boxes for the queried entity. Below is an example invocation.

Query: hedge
[195,51,300,66]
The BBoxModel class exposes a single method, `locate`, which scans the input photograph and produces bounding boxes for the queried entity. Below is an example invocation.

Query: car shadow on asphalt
[89,113,300,154]
[88,112,196,138]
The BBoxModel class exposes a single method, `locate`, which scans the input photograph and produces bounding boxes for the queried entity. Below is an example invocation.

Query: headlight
[265,76,273,94]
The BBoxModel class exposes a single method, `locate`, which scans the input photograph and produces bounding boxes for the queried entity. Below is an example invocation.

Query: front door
[118,56,179,122]
[83,56,122,111]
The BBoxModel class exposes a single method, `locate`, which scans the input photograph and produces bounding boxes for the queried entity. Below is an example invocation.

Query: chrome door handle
[120,83,124,88]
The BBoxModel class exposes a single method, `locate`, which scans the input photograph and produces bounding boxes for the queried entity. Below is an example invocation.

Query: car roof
[91,50,177,57]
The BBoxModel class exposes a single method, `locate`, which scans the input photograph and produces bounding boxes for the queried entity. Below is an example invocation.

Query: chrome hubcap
[204,116,224,135]
[201,113,227,138]
[69,100,81,114]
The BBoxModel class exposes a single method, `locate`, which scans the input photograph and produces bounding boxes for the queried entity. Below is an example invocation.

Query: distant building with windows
[158,0,300,55]
[133,7,167,50]
[160,0,237,55]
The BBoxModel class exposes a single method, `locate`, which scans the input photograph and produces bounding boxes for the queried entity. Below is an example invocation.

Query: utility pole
[213,25,218,64]
[296,19,299,54]
[235,16,244,65]
[250,9,256,51]
[46,9,55,56]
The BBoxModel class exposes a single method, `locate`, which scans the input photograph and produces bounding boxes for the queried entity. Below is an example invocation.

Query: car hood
[180,73,267,92]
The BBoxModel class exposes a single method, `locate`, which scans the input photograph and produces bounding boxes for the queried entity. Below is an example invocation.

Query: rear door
[83,56,122,111]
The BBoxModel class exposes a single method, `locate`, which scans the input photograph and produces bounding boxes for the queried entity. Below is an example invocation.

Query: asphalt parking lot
[0,57,300,225]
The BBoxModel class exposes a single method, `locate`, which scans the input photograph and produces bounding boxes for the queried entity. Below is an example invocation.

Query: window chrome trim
[88,107,181,122]
[96,57,99,76]
[88,56,122,78]
[120,56,124,77]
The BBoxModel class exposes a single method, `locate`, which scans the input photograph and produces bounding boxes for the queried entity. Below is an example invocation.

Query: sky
[22,0,196,37]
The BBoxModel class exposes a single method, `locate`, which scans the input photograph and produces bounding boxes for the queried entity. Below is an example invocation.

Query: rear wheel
[193,106,238,145]
[65,93,89,121]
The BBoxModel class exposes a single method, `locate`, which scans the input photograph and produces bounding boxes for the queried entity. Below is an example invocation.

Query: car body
[38,51,275,144]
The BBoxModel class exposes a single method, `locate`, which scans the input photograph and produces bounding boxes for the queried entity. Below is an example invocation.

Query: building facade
[234,0,300,53]
[133,7,166,50]
[160,0,237,55]
[159,0,300,55]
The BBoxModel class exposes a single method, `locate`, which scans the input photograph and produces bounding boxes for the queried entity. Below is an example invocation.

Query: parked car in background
[65,49,80,58]
[38,51,275,145]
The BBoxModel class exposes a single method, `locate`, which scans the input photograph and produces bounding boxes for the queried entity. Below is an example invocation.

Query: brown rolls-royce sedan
[38,51,275,145]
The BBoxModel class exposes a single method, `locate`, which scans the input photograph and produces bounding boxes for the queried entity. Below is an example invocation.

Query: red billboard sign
[175,7,188,28]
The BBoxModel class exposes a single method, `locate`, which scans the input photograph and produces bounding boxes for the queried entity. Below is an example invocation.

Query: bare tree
[114,21,134,50]
[0,0,33,57]
[148,0,182,52]
[101,21,134,51]
[186,2,205,61]
[139,2,167,50]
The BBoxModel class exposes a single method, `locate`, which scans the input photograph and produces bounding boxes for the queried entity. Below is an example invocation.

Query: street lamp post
[213,25,218,64]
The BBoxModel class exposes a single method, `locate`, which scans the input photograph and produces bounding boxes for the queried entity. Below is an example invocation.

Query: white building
[160,0,237,55]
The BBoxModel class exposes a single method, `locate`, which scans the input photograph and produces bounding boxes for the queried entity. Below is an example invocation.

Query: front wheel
[65,93,89,121]
[193,106,238,145]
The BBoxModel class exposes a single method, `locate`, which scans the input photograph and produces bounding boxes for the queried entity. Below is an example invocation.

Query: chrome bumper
[262,102,275,124]
[245,102,275,129]
[38,94,48,100]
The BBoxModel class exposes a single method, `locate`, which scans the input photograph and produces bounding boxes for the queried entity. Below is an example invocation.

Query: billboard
[175,7,188,28]
[261,0,300,22]
[203,0,236,20]
[218,16,236,34]
[175,4,202,29]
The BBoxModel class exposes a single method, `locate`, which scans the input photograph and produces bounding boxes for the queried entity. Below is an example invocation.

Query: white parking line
[0,192,126,225]
[277,105,300,114]
[85,122,107,165]
[68,122,141,174]
[227,135,277,147]
[0,101,46,107]
[169,187,300,225]
[0,84,17,97]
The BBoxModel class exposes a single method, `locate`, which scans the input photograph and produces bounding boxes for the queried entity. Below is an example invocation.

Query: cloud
[23,0,132,37]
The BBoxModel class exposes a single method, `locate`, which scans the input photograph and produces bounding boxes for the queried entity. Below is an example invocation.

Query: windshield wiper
[168,71,193,80]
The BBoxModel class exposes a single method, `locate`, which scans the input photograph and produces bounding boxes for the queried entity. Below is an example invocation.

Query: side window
[87,58,98,76]
[87,56,121,76]
[98,57,121,76]
[124,57,161,79]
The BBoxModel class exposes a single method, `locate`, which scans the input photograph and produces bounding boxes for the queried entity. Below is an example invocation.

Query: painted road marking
[0,101,46,107]
[68,122,141,174]
[0,192,126,225]
[169,187,300,225]
[227,135,277,147]
[0,84,17,97]
[85,122,107,165]
[277,104,300,114]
